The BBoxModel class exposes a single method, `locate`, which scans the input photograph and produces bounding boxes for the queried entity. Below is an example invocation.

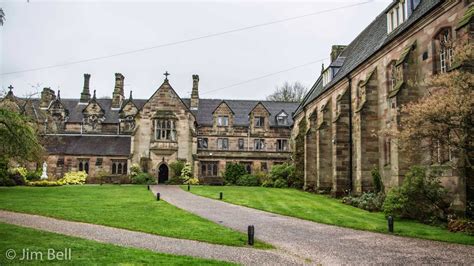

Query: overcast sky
[0,0,391,101]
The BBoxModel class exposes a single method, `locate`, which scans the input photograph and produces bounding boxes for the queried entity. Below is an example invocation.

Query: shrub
[25,170,41,181]
[383,166,450,223]
[185,177,199,185]
[371,167,384,193]
[269,163,297,187]
[255,171,272,187]
[448,218,474,235]
[0,175,16,186]
[169,160,185,178]
[129,163,142,178]
[273,178,287,188]
[58,171,88,185]
[342,192,385,212]
[131,172,156,185]
[27,180,62,187]
[236,174,260,186]
[223,163,247,185]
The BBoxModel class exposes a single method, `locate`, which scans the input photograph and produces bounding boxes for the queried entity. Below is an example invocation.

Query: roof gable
[248,101,271,116]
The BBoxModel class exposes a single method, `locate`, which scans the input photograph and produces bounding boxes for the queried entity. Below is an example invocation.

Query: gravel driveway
[152,185,474,265]
[0,210,303,265]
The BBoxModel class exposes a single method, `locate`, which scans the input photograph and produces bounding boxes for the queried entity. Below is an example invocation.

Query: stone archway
[158,164,169,184]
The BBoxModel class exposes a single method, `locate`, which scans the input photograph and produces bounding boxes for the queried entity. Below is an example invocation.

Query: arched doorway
[158,164,169,184]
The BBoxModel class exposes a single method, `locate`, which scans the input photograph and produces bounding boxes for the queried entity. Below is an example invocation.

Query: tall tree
[0,108,44,163]
[394,43,473,216]
[267,81,308,102]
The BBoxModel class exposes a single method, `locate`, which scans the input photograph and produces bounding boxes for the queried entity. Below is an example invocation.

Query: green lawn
[0,222,234,265]
[0,185,269,248]
[183,186,474,245]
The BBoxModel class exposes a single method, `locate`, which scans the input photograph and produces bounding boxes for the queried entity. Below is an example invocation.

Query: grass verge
[183,185,474,245]
[0,185,269,248]
[0,222,234,265]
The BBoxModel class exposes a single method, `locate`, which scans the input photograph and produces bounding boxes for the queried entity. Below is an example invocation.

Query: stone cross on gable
[8,85,13,91]
[163,71,170,80]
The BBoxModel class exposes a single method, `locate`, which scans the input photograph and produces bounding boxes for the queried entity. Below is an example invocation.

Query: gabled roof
[212,100,235,115]
[183,98,298,127]
[296,0,443,116]
[248,101,271,116]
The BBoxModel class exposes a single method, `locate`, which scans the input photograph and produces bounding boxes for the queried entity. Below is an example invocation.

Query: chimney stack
[40,87,56,109]
[112,73,125,109]
[190,74,199,110]
[80,74,91,103]
[330,45,347,63]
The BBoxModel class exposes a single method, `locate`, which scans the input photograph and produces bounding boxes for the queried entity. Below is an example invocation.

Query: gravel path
[152,185,474,265]
[0,210,304,265]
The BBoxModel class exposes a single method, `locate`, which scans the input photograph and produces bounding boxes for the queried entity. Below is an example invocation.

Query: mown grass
[0,222,235,265]
[0,185,269,248]
[183,185,474,245]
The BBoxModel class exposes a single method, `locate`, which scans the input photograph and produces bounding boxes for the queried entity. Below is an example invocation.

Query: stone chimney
[112,73,125,109]
[330,45,347,63]
[190,74,199,110]
[80,74,91,103]
[40,87,56,109]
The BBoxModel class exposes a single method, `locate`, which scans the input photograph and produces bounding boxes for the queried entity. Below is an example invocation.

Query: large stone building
[292,0,473,212]
[1,73,297,184]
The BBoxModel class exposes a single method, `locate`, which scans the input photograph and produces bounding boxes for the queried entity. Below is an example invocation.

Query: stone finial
[92,89,97,100]
[57,90,61,99]
[164,71,170,81]
[129,90,133,100]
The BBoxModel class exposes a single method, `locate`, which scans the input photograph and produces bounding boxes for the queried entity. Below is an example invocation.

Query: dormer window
[387,1,408,33]
[217,116,229,127]
[255,116,265,128]
[276,113,288,126]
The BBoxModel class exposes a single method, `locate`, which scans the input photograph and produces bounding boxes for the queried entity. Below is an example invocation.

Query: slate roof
[24,97,297,127]
[46,135,131,156]
[294,0,442,117]
[183,99,299,127]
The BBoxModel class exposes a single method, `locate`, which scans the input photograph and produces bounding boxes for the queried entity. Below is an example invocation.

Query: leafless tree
[266,81,308,102]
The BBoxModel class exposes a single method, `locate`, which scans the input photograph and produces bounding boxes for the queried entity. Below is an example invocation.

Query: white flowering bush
[58,171,88,185]
[181,163,199,185]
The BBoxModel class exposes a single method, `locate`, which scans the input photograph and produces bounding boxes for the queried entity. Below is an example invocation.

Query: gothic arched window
[435,28,454,73]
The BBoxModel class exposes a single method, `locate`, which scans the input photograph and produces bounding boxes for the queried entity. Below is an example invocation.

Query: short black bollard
[219,192,223,200]
[188,184,190,191]
[156,192,160,201]
[248,225,255,246]
[388,216,394,233]
[147,185,150,190]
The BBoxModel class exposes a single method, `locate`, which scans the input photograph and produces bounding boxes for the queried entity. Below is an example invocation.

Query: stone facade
[293,0,473,211]
[2,73,297,184]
